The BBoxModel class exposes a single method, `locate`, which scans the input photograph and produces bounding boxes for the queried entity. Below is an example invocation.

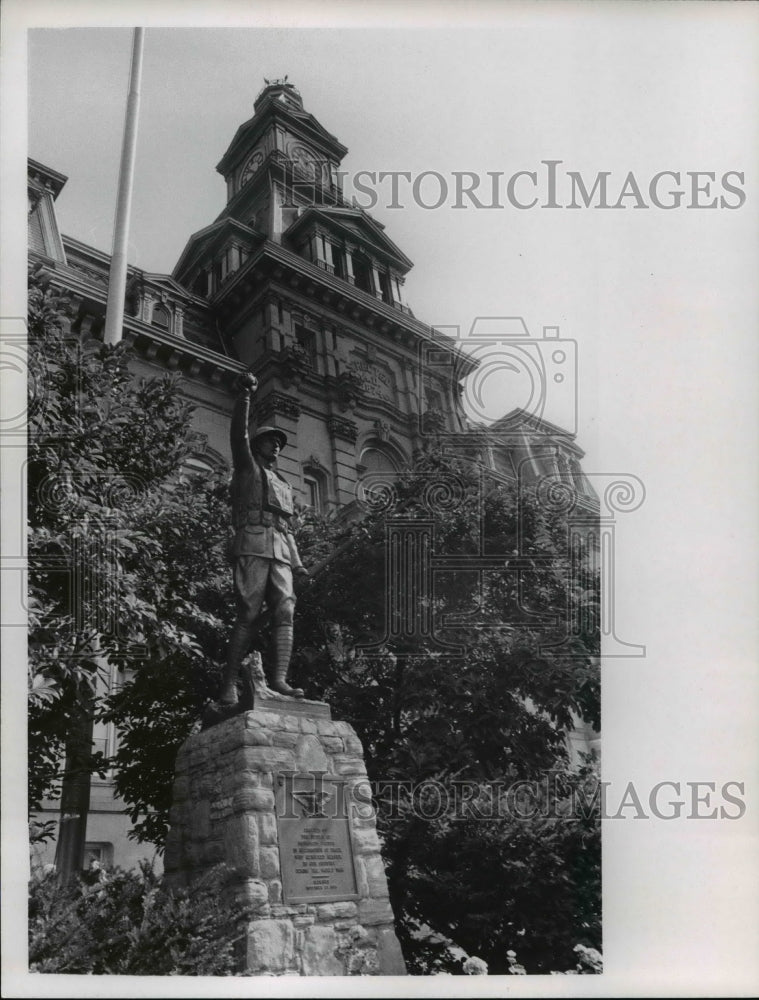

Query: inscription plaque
[275,773,358,904]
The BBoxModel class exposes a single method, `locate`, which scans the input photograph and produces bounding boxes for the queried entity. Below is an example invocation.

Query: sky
[3,2,759,997]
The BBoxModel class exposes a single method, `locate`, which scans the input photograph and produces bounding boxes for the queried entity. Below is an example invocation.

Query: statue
[217,371,309,705]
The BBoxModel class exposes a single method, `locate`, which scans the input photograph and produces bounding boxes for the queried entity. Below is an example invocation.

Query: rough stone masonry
[164,700,407,976]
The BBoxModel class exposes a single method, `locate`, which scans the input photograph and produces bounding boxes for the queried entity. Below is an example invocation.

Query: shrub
[29,862,249,976]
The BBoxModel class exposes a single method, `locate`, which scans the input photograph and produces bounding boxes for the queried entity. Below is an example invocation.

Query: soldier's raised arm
[230,371,258,471]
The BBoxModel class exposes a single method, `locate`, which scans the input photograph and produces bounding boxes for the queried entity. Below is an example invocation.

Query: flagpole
[104,28,145,347]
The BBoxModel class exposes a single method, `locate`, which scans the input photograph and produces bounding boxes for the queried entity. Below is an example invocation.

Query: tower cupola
[253,77,303,113]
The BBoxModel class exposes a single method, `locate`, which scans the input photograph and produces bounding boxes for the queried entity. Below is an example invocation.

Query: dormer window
[152,304,170,332]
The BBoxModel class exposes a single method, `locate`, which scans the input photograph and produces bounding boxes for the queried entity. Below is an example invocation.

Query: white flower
[463,956,489,975]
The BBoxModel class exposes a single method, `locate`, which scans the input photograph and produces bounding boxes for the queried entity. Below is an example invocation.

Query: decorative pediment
[286,207,413,272]
[172,218,263,284]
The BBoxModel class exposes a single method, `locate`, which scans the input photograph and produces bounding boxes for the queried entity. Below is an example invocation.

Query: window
[84,843,114,868]
[295,325,318,367]
[379,270,393,304]
[359,447,397,474]
[302,465,329,512]
[151,304,170,331]
[352,255,373,295]
[303,474,322,512]
[332,245,347,280]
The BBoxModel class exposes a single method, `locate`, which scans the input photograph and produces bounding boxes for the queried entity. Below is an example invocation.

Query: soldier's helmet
[251,426,288,450]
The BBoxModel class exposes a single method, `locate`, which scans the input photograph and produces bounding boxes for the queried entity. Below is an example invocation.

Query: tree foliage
[27,268,230,818]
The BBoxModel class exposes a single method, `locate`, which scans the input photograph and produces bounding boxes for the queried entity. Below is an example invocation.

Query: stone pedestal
[164,699,406,976]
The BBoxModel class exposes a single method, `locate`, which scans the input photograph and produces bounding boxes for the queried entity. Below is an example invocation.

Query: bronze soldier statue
[218,371,309,704]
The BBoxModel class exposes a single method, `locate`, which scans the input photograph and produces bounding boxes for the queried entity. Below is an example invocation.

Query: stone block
[334,918,360,932]
[243,728,274,747]
[376,926,407,974]
[273,731,299,748]
[344,735,364,755]
[351,827,381,854]
[353,856,370,897]
[319,735,344,754]
[268,879,283,904]
[225,769,260,792]
[281,714,301,733]
[249,710,281,729]
[294,734,328,772]
[232,787,275,813]
[209,794,235,823]
[316,901,358,922]
[334,721,356,739]
[246,919,296,974]
[316,719,338,737]
[299,718,318,734]
[239,878,269,910]
[358,898,394,927]
[243,746,295,771]
[257,812,278,845]
[301,924,344,976]
[332,755,368,777]
[259,845,281,879]
[363,854,390,898]
[223,813,259,876]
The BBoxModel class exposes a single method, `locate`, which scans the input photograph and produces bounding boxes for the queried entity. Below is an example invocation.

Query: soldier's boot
[269,624,304,698]
[219,620,256,704]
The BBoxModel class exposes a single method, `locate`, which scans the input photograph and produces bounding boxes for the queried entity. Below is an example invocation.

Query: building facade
[29,80,599,871]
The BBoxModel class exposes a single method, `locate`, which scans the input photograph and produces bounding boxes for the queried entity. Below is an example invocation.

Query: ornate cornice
[257,392,301,421]
[327,416,359,442]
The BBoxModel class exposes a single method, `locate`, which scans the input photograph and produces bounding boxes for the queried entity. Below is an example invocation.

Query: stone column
[343,247,356,285]
[164,700,406,976]
[370,264,384,301]
[174,306,185,339]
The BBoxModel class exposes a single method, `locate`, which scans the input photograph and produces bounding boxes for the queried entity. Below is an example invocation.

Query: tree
[27,268,229,848]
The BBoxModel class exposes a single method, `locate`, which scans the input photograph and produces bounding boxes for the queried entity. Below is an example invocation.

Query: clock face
[240,150,264,187]
[288,141,320,179]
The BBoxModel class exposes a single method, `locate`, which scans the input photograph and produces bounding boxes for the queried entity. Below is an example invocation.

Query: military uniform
[220,388,305,703]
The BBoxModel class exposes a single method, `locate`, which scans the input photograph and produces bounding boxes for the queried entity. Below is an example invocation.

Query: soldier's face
[256,434,281,460]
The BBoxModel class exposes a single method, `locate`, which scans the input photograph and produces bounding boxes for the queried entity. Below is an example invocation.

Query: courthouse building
[29,80,599,870]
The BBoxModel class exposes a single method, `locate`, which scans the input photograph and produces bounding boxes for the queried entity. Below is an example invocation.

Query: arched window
[302,463,329,513]
[359,446,399,475]
[152,304,170,332]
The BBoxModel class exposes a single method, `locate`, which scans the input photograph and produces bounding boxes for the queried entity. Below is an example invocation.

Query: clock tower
[172,79,474,510]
